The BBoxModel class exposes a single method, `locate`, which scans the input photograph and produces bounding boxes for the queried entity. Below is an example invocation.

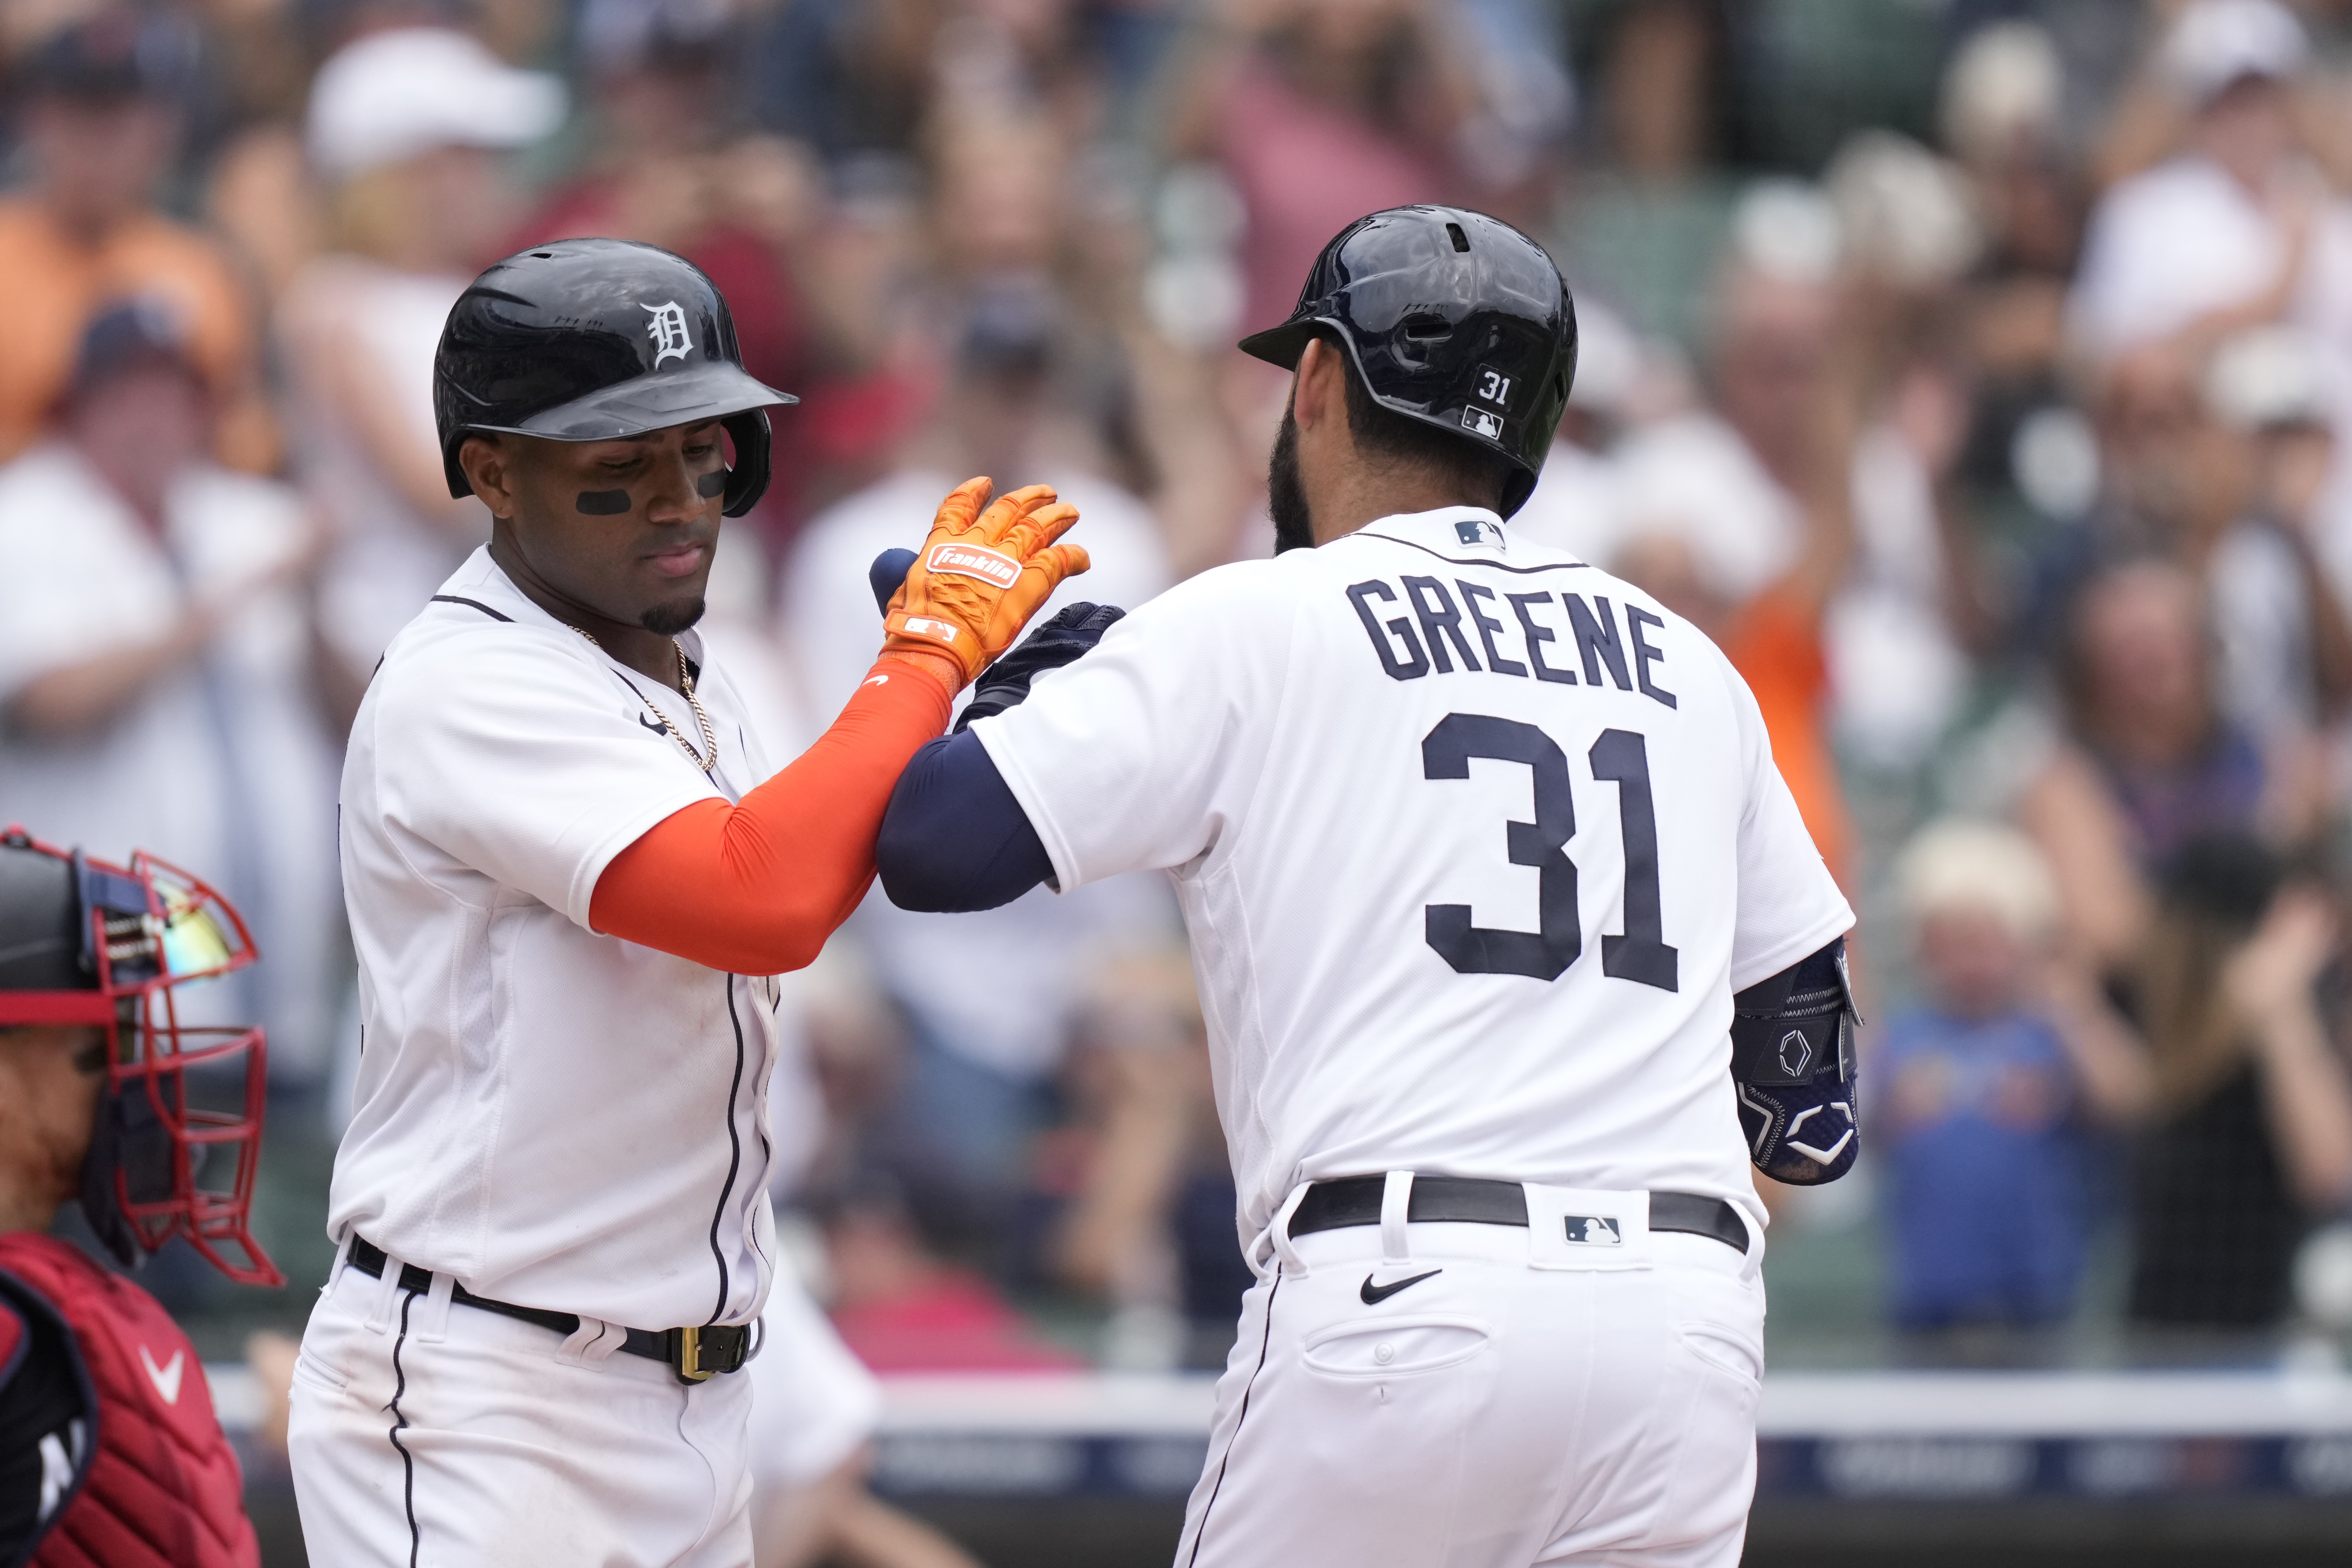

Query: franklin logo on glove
[926,543,1024,589]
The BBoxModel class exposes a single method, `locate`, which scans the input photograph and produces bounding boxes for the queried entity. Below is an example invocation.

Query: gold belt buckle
[675,1326,712,1383]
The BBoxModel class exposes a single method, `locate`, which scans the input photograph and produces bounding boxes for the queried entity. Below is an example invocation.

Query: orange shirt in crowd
[0,201,275,471]
[1720,585,1852,890]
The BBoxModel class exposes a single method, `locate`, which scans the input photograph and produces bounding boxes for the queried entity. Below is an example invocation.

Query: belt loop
[325,1232,353,1296]
[557,1316,622,1368]
[1380,1171,1415,1265]
[363,1241,402,1333]
[1258,1182,1312,1279]
[1735,1205,1766,1284]
[415,1271,457,1344]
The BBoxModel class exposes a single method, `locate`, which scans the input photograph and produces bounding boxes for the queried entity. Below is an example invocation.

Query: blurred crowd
[15,0,2352,1406]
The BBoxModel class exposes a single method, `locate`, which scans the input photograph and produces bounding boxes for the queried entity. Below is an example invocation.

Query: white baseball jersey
[330,546,782,1331]
[973,506,1853,1246]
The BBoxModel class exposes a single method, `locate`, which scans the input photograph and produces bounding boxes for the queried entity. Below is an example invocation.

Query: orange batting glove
[879,477,1089,689]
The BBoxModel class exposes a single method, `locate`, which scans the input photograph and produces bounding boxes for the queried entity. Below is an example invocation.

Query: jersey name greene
[1342,570,1682,990]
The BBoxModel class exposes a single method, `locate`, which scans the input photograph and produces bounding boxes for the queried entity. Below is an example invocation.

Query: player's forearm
[590,658,956,972]
[875,730,1055,912]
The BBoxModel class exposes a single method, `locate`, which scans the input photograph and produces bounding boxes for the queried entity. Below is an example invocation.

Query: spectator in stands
[1877,820,2151,1339]
[2189,328,2352,743]
[782,271,1176,1272]
[1937,23,2091,579]
[2068,0,2322,371]
[276,24,563,708]
[0,10,275,473]
[1558,0,1741,354]
[525,0,818,553]
[1606,194,1867,880]
[2125,835,2352,1334]
[1045,950,1251,1369]
[0,302,337,1082]
[1163,0,1485,339]
[748,1281,985,1568]
[2018,557,2328,971]
[745,0,949,163]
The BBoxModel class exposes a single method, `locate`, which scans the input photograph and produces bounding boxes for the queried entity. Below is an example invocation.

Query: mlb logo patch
[1455,518,1504,550]
[926,542,1022,590]
[1563,1215,1622,1246]
[1461,407,1503,440]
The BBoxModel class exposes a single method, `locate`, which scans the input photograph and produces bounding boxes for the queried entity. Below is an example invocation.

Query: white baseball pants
[1175,1180,1767,1568]
[287,1247,756,1567]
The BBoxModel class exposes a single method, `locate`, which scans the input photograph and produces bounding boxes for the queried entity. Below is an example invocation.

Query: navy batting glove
[869,548,920,616]
[954,603,1125,732]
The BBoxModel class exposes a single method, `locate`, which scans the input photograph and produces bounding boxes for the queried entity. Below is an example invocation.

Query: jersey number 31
[1422,713,1678,991]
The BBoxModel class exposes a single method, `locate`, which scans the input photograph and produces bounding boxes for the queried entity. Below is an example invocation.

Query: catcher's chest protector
[0,1232,256,1568]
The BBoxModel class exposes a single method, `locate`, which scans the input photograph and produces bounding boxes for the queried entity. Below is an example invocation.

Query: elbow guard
[1731,937,1860,1185]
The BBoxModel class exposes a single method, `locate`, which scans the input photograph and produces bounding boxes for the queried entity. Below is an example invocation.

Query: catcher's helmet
[1240,206,1576,518]
[0,827,280,1286]
[434,237,796,517]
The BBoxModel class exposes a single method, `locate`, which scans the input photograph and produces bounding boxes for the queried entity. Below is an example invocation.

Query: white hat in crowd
[2204,325,2331,431]
[2161,0,2310,106]
[1824,129,1983,290]
[1940,20,2065,163]
[306,27,567,183]
[1895,818,2061,942]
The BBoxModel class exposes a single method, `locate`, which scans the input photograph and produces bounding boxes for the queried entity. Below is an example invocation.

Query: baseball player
[873,206,1860,1566]
[286,238,1087,1566]
[0,825,282,1567]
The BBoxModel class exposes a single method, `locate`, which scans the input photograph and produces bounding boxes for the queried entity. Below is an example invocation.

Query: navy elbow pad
[1731,938,1860,1185]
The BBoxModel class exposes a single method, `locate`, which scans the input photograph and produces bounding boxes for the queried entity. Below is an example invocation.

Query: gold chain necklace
[571,627,719,772]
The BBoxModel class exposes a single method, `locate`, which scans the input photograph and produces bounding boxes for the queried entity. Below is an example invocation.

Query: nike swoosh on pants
[1359,1269,1442,1305]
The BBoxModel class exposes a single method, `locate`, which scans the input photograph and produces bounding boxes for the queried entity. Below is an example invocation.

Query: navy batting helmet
[433,238,795,517]
[1239,206,1576,518]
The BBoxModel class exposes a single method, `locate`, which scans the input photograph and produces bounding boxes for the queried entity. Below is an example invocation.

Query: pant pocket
[1677,1320,1762,1393]
[1301,1315,1492,1378]
[291,1346,352,1394]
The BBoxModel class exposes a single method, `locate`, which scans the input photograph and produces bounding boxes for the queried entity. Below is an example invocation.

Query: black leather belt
[347,1237,750,1385]
[1288,1176,1749,1254]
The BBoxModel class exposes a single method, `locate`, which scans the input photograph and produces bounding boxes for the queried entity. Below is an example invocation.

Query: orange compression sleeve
[588,657,957,974]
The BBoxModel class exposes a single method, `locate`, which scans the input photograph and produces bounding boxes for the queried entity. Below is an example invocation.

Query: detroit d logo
[643,301,693,366]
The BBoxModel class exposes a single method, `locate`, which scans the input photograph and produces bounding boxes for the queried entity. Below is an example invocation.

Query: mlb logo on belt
[926,543,1022,590]
[1563,1215,1622,1245]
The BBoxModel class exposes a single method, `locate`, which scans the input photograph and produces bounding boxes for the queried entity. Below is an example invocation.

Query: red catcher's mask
[0,826,281,1287]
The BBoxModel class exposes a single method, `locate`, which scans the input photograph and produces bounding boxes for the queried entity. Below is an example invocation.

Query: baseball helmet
[0,828,281,1287]
[1239,206,1577,518]
[434,237,796,516]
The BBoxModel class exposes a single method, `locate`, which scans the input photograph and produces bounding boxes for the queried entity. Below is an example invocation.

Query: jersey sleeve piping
[563,779,730,929]
[1728,906,1855,995]
[970,718,1086,895]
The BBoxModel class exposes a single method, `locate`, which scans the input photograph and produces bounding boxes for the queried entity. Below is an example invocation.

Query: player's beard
[639,597,706,636]
[1268,408,1314,554]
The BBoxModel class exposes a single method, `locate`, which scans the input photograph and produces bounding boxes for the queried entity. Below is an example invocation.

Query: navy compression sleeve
[877,729,1056,912]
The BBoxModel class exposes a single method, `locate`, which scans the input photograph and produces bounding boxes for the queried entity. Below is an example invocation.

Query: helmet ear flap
[442,434,474,501]
[720,409,771,517]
